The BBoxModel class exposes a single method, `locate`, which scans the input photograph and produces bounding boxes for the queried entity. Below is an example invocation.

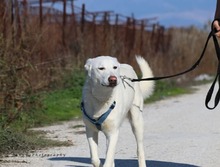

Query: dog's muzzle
[108,76,117,87]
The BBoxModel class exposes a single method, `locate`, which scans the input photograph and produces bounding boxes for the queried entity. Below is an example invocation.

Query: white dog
[81,55,154,167]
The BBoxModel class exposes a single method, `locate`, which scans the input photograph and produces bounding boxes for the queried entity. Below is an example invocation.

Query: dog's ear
[84,58,93,77]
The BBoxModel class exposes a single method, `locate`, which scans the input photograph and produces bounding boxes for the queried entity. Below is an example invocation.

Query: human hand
[213,20,220,37]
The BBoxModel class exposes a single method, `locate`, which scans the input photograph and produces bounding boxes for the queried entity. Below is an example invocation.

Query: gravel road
[1,84,220,167]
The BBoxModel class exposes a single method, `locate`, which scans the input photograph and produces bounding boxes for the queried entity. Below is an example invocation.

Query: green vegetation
[145,80,192,103]
[0,128,71,156]
[21,75,191,128]
[0,69,195,157]
[0,69,85,156]
[41,90,81,124]
[38,69,85,125]
[0,2,215,157]
[32,69,85,127]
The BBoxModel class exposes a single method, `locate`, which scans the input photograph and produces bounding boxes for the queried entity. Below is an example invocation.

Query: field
[0,1,217,156]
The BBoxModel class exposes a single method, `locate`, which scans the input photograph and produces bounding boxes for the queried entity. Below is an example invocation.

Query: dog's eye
[98,67,105,70]
[113,66,118,70]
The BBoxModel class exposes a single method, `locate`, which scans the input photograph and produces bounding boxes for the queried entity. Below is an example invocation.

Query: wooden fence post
[14,0,22,43]
[131,18,135,50]
[139,20,145,53]
[92,14,97,54]
[81,4,85,33]
[0,0,6,39]
[125,17,131,57]
[62,0,66,46]
[39,0,43,27]
[22,0,28,31]
[114,14,119,35]
[103,12,109,51]
[9,0,14,43]
[114,14,119,46]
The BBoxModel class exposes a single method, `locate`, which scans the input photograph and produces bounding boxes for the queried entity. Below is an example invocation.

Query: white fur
[82,55,154,167]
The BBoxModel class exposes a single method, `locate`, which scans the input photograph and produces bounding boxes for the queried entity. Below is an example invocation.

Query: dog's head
[84,56,120,88]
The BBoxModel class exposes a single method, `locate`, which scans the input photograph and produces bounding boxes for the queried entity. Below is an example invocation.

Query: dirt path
[1,84,220,167]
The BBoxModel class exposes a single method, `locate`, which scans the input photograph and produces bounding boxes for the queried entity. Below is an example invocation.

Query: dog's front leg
[129,107,146,167]
[86,127,102,167]
[103,130,119,167]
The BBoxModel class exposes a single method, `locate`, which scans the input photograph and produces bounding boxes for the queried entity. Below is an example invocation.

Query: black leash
[132,20,220,110]
[205,26,220,109]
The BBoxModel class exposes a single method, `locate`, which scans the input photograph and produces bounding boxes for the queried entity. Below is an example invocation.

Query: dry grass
[0,2,218,156]
[0,1,218,153]
[0,5,217,125]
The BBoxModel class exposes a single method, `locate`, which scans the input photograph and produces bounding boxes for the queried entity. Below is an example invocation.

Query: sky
[74,0,216,28]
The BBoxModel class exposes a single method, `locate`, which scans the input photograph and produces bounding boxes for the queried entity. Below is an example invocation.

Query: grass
[37,69,85,126]
[0,128,71,157]
[0,70,192,157]
[36,89,81,125]
[3,74,191,128]
[145,80,192,103]
[20,69,86,127]
[0,69,85,157]
[36,78,191,126]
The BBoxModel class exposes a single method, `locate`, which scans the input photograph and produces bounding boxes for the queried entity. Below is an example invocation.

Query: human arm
[214,0,220,37]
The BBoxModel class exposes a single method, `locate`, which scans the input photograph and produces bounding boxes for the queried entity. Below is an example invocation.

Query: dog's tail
[135,55,155,99]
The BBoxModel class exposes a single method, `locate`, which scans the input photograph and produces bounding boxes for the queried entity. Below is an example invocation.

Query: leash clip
[120,75,133,81]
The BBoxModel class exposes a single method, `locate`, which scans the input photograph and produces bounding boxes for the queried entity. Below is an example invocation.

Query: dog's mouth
[101,76,118,88]
[102,82,118,88]
[108,76,117,87]
[108,82,117,87]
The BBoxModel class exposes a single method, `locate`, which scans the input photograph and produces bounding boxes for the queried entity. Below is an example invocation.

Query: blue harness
[81,101,116,130]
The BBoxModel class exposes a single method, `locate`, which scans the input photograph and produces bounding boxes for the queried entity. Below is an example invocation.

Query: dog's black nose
[108,76,117,87]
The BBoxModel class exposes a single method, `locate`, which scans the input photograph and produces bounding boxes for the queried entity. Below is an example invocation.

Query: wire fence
[0,0,173,125]
[1,0,172,84]
[0,0,216,128]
